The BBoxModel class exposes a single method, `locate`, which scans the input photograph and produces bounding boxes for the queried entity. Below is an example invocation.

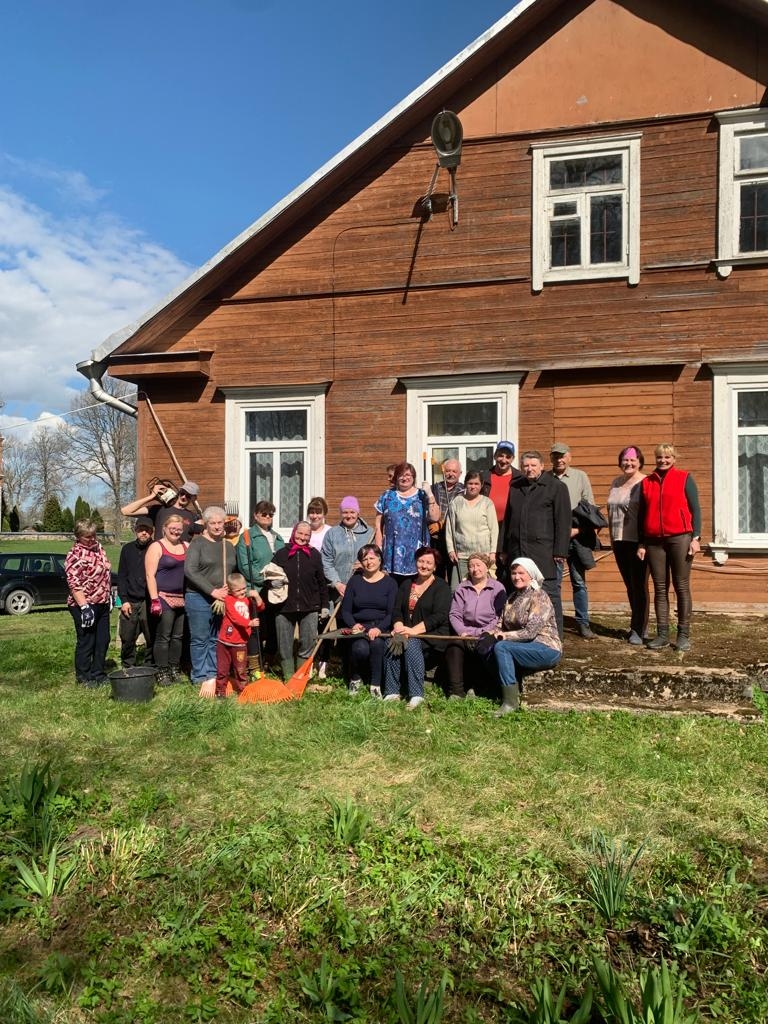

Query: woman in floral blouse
[65,519,113,687]
[492,557,561,715]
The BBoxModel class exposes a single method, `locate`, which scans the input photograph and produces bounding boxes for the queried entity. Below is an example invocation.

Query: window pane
[279,451,304,531]
[427,402,498,437]
[738,434,768,533]
[553,201,577,216]
[738,391,768,428]
[245,410,307,442]
[739,183,768,252]
[590,194,623,263]
[466,446,494,474]
[550,155,622,190]
[249,452,274,519]
[739,135,768,171]
[550,217,581,267]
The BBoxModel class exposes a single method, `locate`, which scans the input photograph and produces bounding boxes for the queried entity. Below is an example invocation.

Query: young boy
[216,572,264,697]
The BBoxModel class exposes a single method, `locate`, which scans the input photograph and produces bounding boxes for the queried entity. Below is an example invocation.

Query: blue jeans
[185,590,218,683]
[557,555,589,626]
[494,639,561,685]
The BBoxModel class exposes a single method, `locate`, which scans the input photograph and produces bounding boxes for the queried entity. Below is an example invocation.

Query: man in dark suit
[498,449,572,637]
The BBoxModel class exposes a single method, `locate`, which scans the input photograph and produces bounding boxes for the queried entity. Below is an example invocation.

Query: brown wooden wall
[120,0,768,610]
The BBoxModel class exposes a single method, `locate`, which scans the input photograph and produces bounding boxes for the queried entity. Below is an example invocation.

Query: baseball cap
[550,443,570,456]
[180,481,199,496]
[495,440,515,455]
[134,516,154,531]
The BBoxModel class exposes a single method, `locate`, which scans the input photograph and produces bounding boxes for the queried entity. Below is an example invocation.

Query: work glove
[475,632,497,658]
[386,634,408,657]
[319,608,331,623]
[150,598,162,617]
[80,605,95,629]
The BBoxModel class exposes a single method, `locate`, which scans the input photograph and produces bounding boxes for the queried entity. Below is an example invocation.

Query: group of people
[65,439,700,704]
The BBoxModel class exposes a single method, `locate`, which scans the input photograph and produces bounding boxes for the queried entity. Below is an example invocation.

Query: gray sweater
[185,535,236,597]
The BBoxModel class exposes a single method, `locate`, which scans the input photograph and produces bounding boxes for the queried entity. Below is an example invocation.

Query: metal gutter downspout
[76,358,138,418]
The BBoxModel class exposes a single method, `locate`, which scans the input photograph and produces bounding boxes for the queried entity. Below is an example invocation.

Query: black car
[0,552,117,615]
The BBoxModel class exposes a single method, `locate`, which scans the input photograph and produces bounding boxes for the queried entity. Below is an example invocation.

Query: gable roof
[84,0,768,366]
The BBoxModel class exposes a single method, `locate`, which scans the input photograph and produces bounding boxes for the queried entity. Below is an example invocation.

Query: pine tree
[42,496,65,532]
[61,506,75,533]
[74,496,92,523]
[9,505,20,532]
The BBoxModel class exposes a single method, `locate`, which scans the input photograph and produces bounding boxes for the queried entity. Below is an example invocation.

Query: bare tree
[27,427,68,518]
[60,376,137,529]
[2,434,35,523]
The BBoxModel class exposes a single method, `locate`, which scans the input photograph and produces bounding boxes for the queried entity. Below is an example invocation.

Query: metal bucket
[109,665,156,703]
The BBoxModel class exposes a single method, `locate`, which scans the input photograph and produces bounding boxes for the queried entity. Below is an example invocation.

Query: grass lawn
[0,606,766,1023]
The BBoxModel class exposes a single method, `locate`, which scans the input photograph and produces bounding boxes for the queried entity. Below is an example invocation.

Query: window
[531,133,641,291]
[716,109,768,278]
[402,373,523,484]
[223,386,326,537]
[712,364,768,552]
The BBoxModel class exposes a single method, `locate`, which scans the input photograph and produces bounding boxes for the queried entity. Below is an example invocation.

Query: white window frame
[715,108,768,279]
[531,133,641,292]
[402,372,523,480]
[712,363,768,555]
[222,385,326,539]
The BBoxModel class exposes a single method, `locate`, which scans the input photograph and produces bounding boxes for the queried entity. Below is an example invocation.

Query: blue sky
[0,0,514,436]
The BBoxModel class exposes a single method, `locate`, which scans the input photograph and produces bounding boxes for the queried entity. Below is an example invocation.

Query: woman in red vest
[637,444,701,651]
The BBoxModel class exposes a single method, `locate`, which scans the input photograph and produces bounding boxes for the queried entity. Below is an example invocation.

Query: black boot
[155,668,173,687]
[494,684,520,717]
[646,629,670,650]
[675,629,691,652]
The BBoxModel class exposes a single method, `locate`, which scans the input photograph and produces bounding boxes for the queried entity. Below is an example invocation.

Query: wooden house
[81,0,768,611]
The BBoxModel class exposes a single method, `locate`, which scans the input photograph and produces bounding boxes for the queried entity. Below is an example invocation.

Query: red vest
[641,467,692,538]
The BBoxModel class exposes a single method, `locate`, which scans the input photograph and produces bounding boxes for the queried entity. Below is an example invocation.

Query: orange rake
[285,605,340,699]
[237,676,295,705]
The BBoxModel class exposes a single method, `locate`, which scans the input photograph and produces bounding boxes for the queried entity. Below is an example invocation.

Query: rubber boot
[248,655,261,682]
[646,629,670,650]
[494,684,520,717]
[675,628,691,652]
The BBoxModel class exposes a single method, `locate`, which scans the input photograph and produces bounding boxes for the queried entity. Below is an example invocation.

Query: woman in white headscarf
[491,557,561,715]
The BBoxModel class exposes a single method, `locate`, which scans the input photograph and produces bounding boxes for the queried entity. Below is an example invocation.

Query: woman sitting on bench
[492,557,562,716]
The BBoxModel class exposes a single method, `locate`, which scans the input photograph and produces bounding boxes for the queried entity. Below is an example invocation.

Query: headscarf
[510,557,544,590]
[287,521,312,558]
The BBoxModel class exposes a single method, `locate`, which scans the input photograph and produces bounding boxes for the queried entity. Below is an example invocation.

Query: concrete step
[523,663,764,721]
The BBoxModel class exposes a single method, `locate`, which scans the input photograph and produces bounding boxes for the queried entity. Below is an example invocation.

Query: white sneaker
[317,661,328,679]
[369,685,382,699]
[348,676,362,694]
[406,696,424,710]
[383,694,400,703]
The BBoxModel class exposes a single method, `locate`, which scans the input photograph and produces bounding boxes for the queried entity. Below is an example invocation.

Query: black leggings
[644,534,693,632]
[612,541,649,636]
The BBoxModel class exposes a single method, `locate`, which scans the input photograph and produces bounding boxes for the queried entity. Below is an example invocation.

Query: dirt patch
[560,613,768,675]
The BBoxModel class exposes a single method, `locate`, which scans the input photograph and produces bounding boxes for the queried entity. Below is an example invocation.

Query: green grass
[0,612,766,1022]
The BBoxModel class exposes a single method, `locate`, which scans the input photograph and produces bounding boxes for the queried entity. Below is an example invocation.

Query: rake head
[237,677,295,704]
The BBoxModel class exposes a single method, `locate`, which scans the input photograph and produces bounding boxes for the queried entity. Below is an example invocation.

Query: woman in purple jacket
[445,553,507,700]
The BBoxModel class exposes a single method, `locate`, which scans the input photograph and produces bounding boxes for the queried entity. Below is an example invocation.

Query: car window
[54,555,66,573]
[30,557,55,573]
[1,555,23,571]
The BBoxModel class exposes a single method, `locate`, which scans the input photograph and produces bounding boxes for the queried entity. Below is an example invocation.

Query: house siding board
[110,0,768,609]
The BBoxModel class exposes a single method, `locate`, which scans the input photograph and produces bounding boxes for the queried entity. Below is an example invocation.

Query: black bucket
[109,665,156,703]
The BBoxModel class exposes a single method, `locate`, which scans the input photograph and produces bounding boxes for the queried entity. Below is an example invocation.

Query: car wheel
[5,589,34,615]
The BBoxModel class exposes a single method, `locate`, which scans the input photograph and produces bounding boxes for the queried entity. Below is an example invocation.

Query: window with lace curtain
[403,373,522,484]
[223,387,326,538]
[712,366,768,550]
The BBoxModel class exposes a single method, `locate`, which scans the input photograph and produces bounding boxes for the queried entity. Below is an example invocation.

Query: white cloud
[0,178,190,423]
[0,410,68,443]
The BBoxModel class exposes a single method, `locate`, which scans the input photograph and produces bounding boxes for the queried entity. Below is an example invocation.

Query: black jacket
[117,539,151,603]
[393,575,451,650]
[499,473,572,581]
[272,546,329,614]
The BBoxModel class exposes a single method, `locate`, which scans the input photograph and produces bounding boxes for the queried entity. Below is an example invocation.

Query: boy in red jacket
[216,573,264,697]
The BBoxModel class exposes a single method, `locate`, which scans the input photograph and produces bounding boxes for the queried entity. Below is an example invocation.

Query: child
[216,572,264,697]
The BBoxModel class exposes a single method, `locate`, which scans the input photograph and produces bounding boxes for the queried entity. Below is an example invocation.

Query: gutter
[75,357,138,418]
